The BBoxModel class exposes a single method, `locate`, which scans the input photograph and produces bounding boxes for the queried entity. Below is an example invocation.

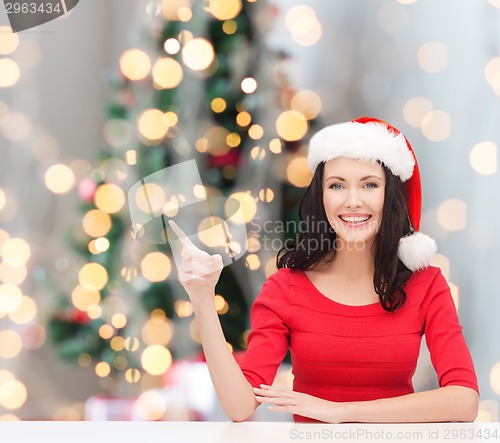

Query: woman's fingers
[168,219,196,249]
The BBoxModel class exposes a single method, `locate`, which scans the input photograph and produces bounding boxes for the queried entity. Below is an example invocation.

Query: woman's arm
[193,292,259,422]
[254,385,478,423]
[169,220,258,422]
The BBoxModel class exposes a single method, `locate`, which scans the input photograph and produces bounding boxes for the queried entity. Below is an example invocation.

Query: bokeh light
[94,183,126,214]
[2,238,30,265]
[207,0,242,20]
[119,49,151,81]
[421,110,450,142]
[0,379,27,410]
[182,38,215,71]
[417,41,448,73]
[226,192,257,224]
[78,263,108,291]
[71,285,101,312]
[403,97,433,128]
[490,362,500,395]
[136,390,166,420]
[44,164,75,195]
[0,330,23,359]
[1,112,31,140]
[152,58,183,89]
[9,296,36,324]
[141,252,171,282]
[291,90,322,120]
[82,209,112,238]
[141,345,172,375]
[0,59,20,88]
[285,5,322,46]
[142,317,173,346]
[287,157,313,187]
[137,109,169,142]
[134,183,166,214]
[241,77,257,94]
[276,110,308,141]
[164,38,180,54]
[437,199,467,232]
[470,142,497,175]
[0,26,19,54]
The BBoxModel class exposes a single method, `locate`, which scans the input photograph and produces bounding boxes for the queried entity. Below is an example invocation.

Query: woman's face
[322,157,386,248]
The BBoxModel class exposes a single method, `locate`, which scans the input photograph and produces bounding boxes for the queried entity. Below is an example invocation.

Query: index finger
[168,219,196,248]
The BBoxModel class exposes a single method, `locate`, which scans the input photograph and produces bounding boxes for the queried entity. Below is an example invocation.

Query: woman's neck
[328,242,375,280]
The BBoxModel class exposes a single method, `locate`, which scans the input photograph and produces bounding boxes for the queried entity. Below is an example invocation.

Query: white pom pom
[398,231,437,272]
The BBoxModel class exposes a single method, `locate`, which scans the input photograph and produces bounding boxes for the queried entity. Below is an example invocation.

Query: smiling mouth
[339,215,371,224]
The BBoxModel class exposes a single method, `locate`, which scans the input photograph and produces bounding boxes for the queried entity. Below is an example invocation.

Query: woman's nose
[344,190,363,208]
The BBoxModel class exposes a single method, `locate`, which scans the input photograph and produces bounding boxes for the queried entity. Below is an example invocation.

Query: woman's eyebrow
[324,175,383,182]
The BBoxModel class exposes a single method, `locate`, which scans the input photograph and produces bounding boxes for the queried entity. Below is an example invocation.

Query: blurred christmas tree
[47,0,320,398]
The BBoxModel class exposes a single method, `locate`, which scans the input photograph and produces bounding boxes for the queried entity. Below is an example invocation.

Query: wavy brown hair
[277,161,413,312]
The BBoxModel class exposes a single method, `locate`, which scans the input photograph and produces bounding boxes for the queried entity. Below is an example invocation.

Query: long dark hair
[276,161,413,312]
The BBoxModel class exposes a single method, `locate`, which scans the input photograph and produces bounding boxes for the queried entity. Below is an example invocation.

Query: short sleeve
[421,269,479,394]
[238,268,290,388]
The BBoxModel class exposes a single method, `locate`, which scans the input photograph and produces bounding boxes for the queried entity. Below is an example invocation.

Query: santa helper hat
[307,116,437,272]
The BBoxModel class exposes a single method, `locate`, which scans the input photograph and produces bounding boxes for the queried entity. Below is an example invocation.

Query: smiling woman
[171,117,479,424]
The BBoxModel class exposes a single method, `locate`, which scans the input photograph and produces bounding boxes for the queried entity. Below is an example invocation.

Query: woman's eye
[364,182,378,189]
[329,183,343,190]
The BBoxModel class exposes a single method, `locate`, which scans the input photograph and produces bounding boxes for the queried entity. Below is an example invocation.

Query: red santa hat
[307,116,436,272]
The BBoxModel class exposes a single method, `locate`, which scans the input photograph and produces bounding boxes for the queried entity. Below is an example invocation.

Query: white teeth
[340,216,370,223]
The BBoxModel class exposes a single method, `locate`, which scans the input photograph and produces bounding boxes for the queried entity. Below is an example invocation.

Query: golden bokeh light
[269,138,282,154]
[142,317,173,346]
[44,164,75,195]
[449,282,459,310]
[125,150,137,165]
[124,336,140,352]
[0,189,5,211]
[78,354,92,367]
[223,20,238,35]
[182,38,215,71]
[141,252,171,282]
[207,0,242,20]
[250,146,265,160]
[197,216,227,248]
[490,362,500,395]
[236,111,251,127]
[204,125,231,156]
[0,27,19,54]
[437,199,467,232]
[470,142,497,175]
[7,296,36,325]
[78,263,108,291]
[99,324,114,340]
[291,90,322,120]
[87,305,102,319]
[417,41,447,73]
[110,336,125,352]
[285,5,322,47]
[136,390,167,421]
[164,38,180,54]
[134,182,166,214]
[245,254,260,270]
[248,125,264,140]
[152,58,183,89]
[0,59,20,88]
[111,313,127,329]
[276,110,308,141]
[94,237,110,253]
[137,109,169,142]
[258,188,274,202]
[82,209,112,238]
[226,132,241,147]
[0,379,27,410]
[125,368,141,384]
[162,0,191,21]
[95,362,111,378]
[119,49,151,81]
[430,253,450,280]
[94,183,126,214]
[175,300,193,317]
[421,110,450,142]
[485,57,500,92]
[0,284,22,314]
[2,238,30,266]
[226,192,257,224]
[71,285,100,312]
[189,319,201,343]
[214,294,229,314]
[0,262,27,285]
[265,257,278,278]
[211,98,226,113]
[287,157,313,187]
[241,77,257,94]
[141,345,172,375]
[0,330,22,358]
[403,97,433,128]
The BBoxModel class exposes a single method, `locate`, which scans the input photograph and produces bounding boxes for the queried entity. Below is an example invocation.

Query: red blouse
[238,266,479,422]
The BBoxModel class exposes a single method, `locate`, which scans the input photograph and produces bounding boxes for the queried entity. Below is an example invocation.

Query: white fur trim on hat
[308,121,415,181]
[398,231,437,272]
